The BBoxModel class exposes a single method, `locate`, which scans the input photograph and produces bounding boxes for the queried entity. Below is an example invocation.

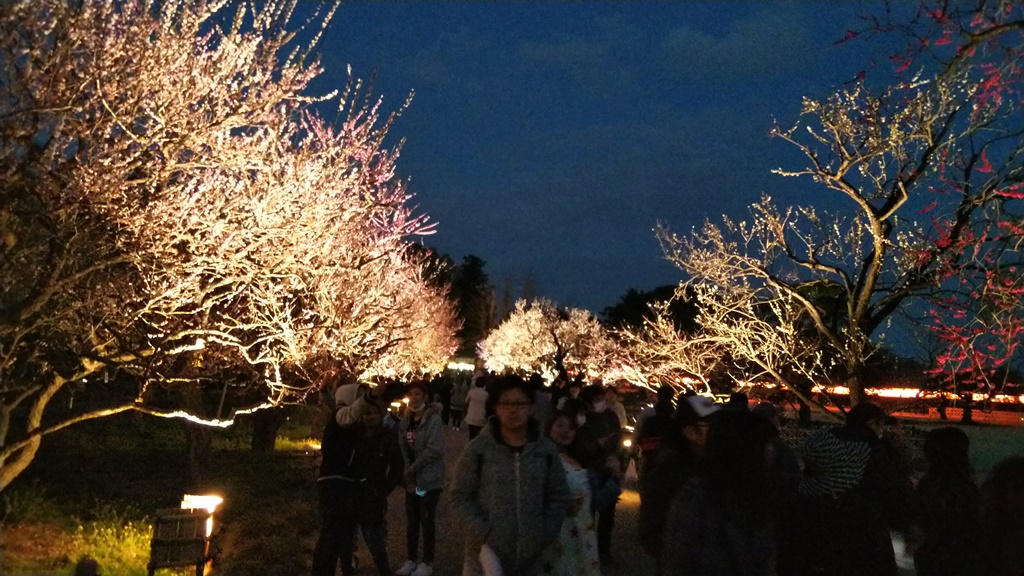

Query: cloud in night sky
[662,7,821,83]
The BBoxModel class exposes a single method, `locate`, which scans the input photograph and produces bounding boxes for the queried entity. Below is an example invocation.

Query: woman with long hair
[538,410,621,576]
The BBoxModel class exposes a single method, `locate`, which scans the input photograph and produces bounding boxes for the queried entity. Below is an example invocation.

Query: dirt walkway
[367,427,655,576]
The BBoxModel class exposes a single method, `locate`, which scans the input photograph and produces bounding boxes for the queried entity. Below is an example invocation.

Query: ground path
[356,427,655,576]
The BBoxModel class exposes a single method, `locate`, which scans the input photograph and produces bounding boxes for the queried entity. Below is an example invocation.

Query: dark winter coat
[638,440,702,558]
[449,417,570,576]
[636,401,675,460]
[318,419,404,522]
[914,469,980,576]
[662,477,776,576]
[578,409,621,468]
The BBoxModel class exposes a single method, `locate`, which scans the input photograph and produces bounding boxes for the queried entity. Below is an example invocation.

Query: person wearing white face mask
[577,384,623,566]
[396,381,446,576]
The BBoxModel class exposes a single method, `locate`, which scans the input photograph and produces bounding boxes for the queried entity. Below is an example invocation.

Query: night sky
[306,2,894,313]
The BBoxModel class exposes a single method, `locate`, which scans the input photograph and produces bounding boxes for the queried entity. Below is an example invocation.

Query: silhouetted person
[914,427,979,576]
[639,393,721,570]
[635,386,676,480]
[979,456,1024,576]
[779,402,914,576]
[661,411,779,576]
[578,384,622,565]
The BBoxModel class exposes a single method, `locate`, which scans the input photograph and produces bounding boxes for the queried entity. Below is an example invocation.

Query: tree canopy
[0,0,457,490]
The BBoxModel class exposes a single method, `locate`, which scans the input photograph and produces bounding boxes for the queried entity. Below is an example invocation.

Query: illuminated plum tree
[659,0,1024,408]
[0,0,456,490]
[478,299,621,382]
[613,300,725,395]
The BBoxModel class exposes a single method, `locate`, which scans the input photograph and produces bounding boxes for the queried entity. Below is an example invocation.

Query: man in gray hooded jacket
[450,375,569,576]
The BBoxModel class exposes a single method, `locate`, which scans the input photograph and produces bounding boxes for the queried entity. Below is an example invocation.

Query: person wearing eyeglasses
[450,375,570,576]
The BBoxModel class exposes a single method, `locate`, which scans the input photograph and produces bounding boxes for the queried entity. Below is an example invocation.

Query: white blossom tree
[0,0,456,490]
[478,299,621,382]
[613,301,724,394]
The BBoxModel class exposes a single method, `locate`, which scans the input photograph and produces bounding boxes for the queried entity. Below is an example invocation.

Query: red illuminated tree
[0,0,456,490]
[884,1,1024,399]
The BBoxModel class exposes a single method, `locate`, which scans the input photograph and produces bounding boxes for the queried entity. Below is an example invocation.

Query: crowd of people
[311,373,1024,576]
[635,392,1024,576]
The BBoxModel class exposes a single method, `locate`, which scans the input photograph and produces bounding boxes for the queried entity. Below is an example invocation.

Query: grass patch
[961,424,1024,477]
[3,494,187,576]
[3,409,321,576]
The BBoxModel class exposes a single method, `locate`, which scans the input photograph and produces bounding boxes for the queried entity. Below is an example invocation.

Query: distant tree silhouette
[601,285,700,334]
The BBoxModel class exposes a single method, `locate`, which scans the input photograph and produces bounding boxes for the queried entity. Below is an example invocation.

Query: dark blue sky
[307,1,892,312]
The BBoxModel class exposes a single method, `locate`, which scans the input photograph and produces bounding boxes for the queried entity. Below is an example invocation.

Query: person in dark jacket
[661,410,780,576]
[913,426,979,576]
[578,384,622,565]
[752,402,802,504]
[779,402,915,576]
[312,401,404,576]
[450,375,570,576]
[978,456,1024,576]
[638,393,720,568]
[635,385,676,480]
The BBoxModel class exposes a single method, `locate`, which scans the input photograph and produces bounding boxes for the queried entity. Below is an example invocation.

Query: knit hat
[799,430,871,498]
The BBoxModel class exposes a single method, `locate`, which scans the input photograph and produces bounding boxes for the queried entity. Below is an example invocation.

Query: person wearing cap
[638,393,721,570]
[395,380,446,576]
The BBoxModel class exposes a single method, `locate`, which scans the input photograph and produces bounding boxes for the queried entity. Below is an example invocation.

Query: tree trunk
[310,399,331,441]
[847,372,867,407]
[797,400,813,427]
[250,407,288,452]
[184,422,213,490]
[960,394,974,424]
[1,375,66,492]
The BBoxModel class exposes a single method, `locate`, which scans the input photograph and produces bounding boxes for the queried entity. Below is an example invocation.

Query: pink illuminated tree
[0,0,455,490]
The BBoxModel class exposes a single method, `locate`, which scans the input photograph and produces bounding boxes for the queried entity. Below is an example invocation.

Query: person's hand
[567,495,585,515]
[606,455,623,481]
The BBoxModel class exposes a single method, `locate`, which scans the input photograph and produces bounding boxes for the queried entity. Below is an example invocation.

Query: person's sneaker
[396,560,418,576]
[410,562,433,576]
